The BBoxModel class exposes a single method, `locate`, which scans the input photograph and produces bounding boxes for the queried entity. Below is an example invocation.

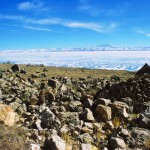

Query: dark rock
[109,137,126,150]
[136,63,150,76]
[45,135,66,150]
[11,64,20,72]
[138,113,150,129]
[111,75,121,81]
[48,79,60,89]
[20,69,27,74]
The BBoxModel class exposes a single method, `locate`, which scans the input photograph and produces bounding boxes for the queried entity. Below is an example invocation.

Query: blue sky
[1,0,150,49]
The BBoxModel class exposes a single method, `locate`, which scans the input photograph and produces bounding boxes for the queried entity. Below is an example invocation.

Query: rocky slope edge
[0,64,149,150]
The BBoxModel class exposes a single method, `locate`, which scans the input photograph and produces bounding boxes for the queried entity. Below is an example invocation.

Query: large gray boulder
[96,104,112,122]
[40,106,61,130]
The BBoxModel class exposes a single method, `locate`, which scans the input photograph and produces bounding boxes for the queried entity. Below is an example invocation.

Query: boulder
[82,108,95,122]
[48,79,60,89]
[109,137,126,150]
[135,63,150,76]
[58,112,80,126]
[83,98,93,109]
[30,144,40,150]
[11,64,20,72]
[96,105,112,122]
[67,101,82,112]
[47,135,66,150]
[41,106,61,130]
[20,69,27,74]
[80,143,91,150]
[95,98,111,106]
[0,104,17,126]
[79,133,93,144]
[138,113,150,129]
[109,101,129,118]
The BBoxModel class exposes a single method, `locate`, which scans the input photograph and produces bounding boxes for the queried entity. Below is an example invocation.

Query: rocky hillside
[0,64,149,150]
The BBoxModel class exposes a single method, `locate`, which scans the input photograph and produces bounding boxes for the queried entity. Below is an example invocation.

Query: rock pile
[136,63,150,76]
[0,64,149,150]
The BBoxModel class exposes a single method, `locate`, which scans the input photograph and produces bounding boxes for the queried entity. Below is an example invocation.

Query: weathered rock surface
[0,104,17,126]
[82,108,95,122]
[96,104,112,121]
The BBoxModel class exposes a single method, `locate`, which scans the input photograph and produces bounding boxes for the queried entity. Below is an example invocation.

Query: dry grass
[145,138,150,149]
[0,125,28,150]
[0,64,135,81]
[61,131,80,150]
[112,117,121,128]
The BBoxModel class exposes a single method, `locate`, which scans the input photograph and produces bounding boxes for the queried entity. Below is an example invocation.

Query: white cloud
[136,30,146,34]
[136,29,150,37]
[0,14,117,33]
[17,2,33,10]
[17,0,47,11]
[147,34,150,37]
[78,0,128,17]
[23,25,52,32]
[65,22,103,32]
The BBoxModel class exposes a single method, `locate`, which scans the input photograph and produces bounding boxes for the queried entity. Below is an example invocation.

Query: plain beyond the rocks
[0,50,150,71]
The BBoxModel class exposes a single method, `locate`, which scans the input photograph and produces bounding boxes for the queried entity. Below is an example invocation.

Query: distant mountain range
[1,44,150,52]
[47,45,150,51]
[95,44,150,51]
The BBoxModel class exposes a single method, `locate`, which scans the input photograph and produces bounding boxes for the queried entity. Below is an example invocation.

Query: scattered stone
[96,105,112,121]
[0,64,149,150]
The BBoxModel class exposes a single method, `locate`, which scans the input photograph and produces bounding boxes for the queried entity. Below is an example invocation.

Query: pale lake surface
[0,50,150,71]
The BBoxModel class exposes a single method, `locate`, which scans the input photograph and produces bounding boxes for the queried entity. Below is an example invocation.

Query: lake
[0,50,150,71]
